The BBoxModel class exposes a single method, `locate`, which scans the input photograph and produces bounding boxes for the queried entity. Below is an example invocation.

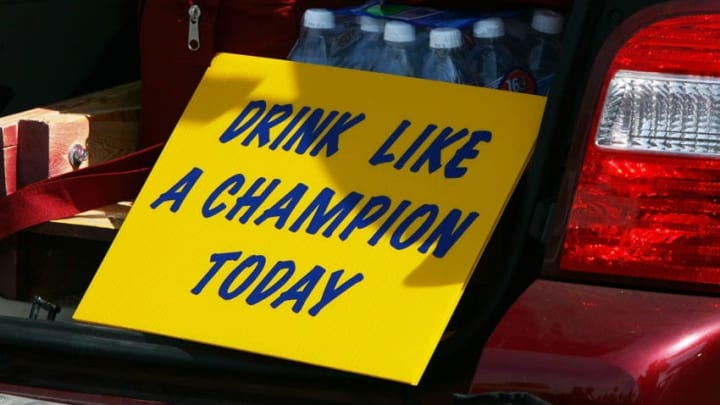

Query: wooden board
[0,81,140,195]
[0,82,140,298]
[17,109,139,186]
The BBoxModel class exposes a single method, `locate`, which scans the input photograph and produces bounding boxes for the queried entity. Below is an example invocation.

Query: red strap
[0,143,163,241]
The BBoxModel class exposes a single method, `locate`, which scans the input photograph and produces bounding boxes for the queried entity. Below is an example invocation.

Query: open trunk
[0,0,675,403]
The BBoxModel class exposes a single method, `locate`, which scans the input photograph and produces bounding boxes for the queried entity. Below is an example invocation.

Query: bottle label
[499,68,537,94]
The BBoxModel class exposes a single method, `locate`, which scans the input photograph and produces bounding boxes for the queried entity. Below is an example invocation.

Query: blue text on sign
[191,250,364,316]
[149,167,479,259]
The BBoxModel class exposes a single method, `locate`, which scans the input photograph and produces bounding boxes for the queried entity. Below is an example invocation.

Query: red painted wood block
[0,108,57,196]
[1,129,15,197]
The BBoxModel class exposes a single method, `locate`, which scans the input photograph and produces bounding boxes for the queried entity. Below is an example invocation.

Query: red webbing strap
[0,143,163,240]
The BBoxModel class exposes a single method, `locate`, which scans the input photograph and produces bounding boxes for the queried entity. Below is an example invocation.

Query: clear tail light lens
[556,10,720,287]
[596,70,720,156]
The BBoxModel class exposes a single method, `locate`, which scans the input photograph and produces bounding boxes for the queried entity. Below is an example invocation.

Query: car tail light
[550,4,720,289]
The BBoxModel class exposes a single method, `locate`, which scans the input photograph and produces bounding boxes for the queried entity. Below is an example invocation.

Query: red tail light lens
[558,11,720,287]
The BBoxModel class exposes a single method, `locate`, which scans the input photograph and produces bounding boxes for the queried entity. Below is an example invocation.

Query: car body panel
[470,280,720,404]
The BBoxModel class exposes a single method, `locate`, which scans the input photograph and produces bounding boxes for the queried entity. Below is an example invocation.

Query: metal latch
[29,296,60,320]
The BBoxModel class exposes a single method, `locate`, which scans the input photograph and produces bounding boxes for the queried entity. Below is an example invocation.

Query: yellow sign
[73,53,546,385]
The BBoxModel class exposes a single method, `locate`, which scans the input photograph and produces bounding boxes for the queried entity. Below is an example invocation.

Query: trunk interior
[0,0,642,403]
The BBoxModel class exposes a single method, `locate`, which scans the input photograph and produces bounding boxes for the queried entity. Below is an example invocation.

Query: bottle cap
[384,21,415,43]
[531,9,564,35]
[359,16,384,33]
[429,27,462,49]
[472,18,505,39]
[303,8,335,30]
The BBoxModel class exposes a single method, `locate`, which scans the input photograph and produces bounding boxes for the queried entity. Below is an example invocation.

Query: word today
[191,250,364,316]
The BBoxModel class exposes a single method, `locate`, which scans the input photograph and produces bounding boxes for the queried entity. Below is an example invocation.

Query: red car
[1,0,719,404]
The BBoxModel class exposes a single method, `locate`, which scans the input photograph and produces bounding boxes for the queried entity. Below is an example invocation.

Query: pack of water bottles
[287,2,564,96]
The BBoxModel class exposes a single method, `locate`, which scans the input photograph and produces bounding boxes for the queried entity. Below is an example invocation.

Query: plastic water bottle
[526,9,564,96]
[288,9,338,66]
[415,27,431,67]
[420,27,475,85]
[503,14,532,64]
[337,16,385,71]
[470,18,534,93]
[373,21,421,77]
